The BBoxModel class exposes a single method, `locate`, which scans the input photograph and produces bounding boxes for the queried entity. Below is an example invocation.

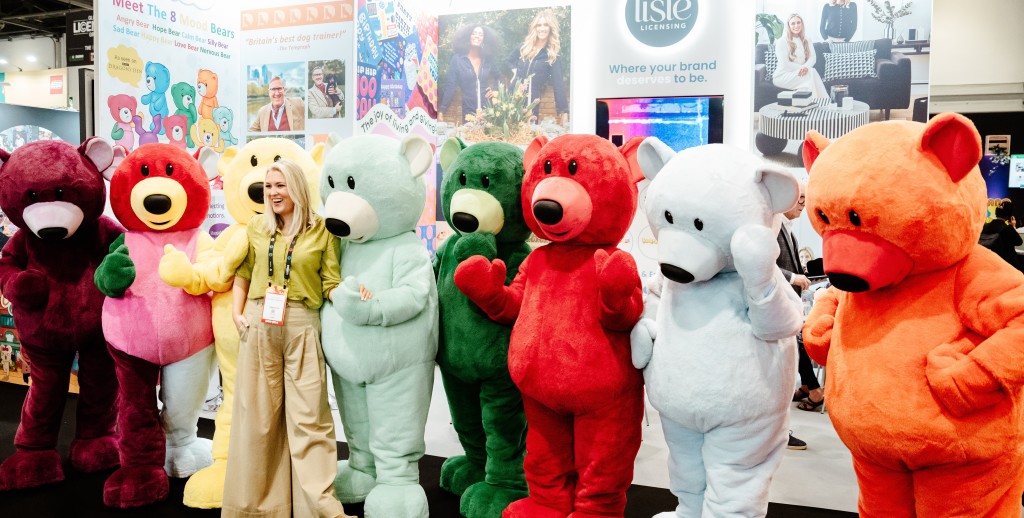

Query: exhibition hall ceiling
[0,0,91,39]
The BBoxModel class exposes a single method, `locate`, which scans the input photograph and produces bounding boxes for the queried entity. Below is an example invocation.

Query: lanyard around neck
[268,233,300,288]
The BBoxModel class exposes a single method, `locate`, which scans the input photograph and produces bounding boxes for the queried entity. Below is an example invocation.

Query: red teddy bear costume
[456,135,645,518]
[0,138,125,489]
[802,113,1024,517]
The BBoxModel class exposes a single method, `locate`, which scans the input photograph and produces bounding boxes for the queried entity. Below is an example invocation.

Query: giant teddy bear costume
[94,143,219,508]
[320,133,438,518]
[0,139,124,490]
[801,113,1024,517]
[160,137,325,509]
[631,141,803,517]
[456,134,646,518]
[435,139,531,518]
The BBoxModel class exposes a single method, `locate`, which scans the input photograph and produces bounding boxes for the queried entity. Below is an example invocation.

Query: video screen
[595,95,724,151]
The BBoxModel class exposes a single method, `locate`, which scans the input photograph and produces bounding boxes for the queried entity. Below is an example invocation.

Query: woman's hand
[798,67,809,77]
[359,284,374,301]
[233,313,249,332]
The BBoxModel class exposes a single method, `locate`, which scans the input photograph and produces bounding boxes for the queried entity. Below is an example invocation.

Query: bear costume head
[439,138,529,244]
[803,113,987,292]
[319,133,432,242]
[0,139,122,241]
[106,143,217,232]
[522,135,644,245]
[218,137,325,225]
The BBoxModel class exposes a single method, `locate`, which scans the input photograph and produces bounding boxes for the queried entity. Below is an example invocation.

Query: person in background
[307,66,343,119]
[980,199,1023,272]
[820,0,858,42]
[221,159,351,518]
[773,13,829,99]
[249,76,305,132]
[508,9,569,126]
[438,25,503,124]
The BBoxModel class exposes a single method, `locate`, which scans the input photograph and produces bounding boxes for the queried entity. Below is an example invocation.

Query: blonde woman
[222,159,351,518]
[508,8,569,125]
[772,13,828,99]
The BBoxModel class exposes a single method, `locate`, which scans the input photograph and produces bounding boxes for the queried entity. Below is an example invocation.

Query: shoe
[787,433,807,450]
[792,387,810,402]
[797,396,824,412]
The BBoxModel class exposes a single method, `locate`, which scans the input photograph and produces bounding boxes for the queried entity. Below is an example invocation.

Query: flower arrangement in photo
[985,142,1012,176]
[866,0,912,40]
[464,76,540,142]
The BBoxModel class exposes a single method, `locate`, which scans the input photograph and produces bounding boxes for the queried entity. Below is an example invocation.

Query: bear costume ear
[754,166,800,214]
[309,142,326,168]
[636,137,676,182]
[80,137,124,181]
[400,134,433,179]
[920,112,982,183]
[323,133,343,158]
[0,148,9,167]
[619,136,647,184]
[802,131,831,172]
[524,136,549,172]
[197,146,220,181]
[439,137,466,172]
[218,145,238,176]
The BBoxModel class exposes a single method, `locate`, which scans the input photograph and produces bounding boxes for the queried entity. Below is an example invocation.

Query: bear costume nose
[325,218,350,237]
[452,212,479,233]
[660,263,695,284]
[37,227,68,240]
[827,273,870,292]
[143,194,173,215]
[533,200,563,225]
[248,182,264,204]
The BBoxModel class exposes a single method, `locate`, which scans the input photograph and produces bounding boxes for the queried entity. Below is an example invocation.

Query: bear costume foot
[70,436,119,473]
[164,438,213,478]
[502,497,569,518]
[440,455,485,495]
[102,464,169,508]
[334,459,377,503]
[0,449,64,490]
[182,458,226,509]
[364,484,429,518]
[461,481,528,518]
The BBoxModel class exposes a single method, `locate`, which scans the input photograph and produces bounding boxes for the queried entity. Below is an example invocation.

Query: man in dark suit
[777,182,810,294]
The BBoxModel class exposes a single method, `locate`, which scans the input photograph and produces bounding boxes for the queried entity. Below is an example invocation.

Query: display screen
[595,95,724,151]
[1010,154,1024,189]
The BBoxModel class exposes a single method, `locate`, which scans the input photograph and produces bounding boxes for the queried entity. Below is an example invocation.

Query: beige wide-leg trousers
[222,299,346,518]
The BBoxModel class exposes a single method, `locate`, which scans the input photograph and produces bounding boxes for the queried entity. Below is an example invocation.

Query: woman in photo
[438,25,502,123]
[773,13,829,99]
[222,159,352,518]
[508,8,569,126]
[820,0,858,42]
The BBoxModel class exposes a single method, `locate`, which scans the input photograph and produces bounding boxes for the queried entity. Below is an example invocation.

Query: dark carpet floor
[0,382,856,517]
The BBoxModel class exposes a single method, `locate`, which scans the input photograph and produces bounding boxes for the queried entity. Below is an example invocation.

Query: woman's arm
[549,56,569,116]
[438,59,461,114]
[804,39,817,68]
[232,276,251,330]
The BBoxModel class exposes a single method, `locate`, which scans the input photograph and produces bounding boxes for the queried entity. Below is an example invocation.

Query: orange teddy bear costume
[801,113,1024,517]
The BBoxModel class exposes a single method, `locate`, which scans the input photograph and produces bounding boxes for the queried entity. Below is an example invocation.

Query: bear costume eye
[55,189,63,200]
[327,176,335,188]
[166,164,174,176]
[694,218,703,231]
[459,172,467,186]
[664,210,674,224]
[250,155,258,167]
[849,210,861,226]
[482,175,490,188]
[544,160,552,174]
[568,160,578,175]
[141,165,150,177]
[274,155,282,162]
[347,176,355,189]
[818,209,830,224]
[28,191,37,202]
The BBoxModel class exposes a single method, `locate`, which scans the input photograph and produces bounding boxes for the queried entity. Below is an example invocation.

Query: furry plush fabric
[320,134,438,518]
[435,139,531,518]
[802,113,1024,517]
[631,141,803,517]
[0,139,124,490]
[95,143,218,508]
[455,135,646,518]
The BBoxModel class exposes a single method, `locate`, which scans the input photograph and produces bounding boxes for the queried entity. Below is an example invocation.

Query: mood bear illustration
[140,62,170,135]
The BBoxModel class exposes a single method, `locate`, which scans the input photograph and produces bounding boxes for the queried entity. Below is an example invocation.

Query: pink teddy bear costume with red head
[456,134,646,518]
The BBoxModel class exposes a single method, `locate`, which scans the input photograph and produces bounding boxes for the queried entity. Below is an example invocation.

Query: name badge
[262,286,289,325]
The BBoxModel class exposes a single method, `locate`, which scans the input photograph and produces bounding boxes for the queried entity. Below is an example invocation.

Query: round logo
[624,0,698,47]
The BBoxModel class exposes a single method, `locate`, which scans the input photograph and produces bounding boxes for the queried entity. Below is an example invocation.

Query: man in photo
[308,67,343,119]
[249,76,305,132]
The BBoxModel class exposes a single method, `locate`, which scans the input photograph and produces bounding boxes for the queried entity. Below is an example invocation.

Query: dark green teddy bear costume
[434,139,533,518]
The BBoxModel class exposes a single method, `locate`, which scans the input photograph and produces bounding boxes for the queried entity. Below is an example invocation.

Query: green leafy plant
[465,77,540,140]
[985,143,1011,175]
[866,0,912,39]
[755,14,784,45]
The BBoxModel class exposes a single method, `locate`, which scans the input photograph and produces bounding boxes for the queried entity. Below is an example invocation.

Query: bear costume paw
[594,249,638,308]
[439,455,485,495]
[164,437,213,478]
[102,464,169,508]
[364,484,429,518]
[7,270,49,311]
[0,449,64,490]
[461,481,528,518]
[502,497,569,518]
[334,459,377,503]
[182,459,226,509]
[926,344,1004,417]
[70,436,119,473]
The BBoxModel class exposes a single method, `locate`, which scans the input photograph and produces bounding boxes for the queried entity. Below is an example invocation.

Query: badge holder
[261,233,299,326]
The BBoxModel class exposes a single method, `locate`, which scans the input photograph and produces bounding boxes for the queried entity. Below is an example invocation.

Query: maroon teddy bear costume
[456,135,646,518]
[0,138,125,489]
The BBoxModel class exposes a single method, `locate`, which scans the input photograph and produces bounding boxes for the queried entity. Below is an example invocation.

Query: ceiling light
[26,56,36,62]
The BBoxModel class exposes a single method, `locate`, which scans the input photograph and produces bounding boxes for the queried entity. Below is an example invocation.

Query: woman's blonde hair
[519,8,561,64]
[785,13,812,64]
[260,158,319,237]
